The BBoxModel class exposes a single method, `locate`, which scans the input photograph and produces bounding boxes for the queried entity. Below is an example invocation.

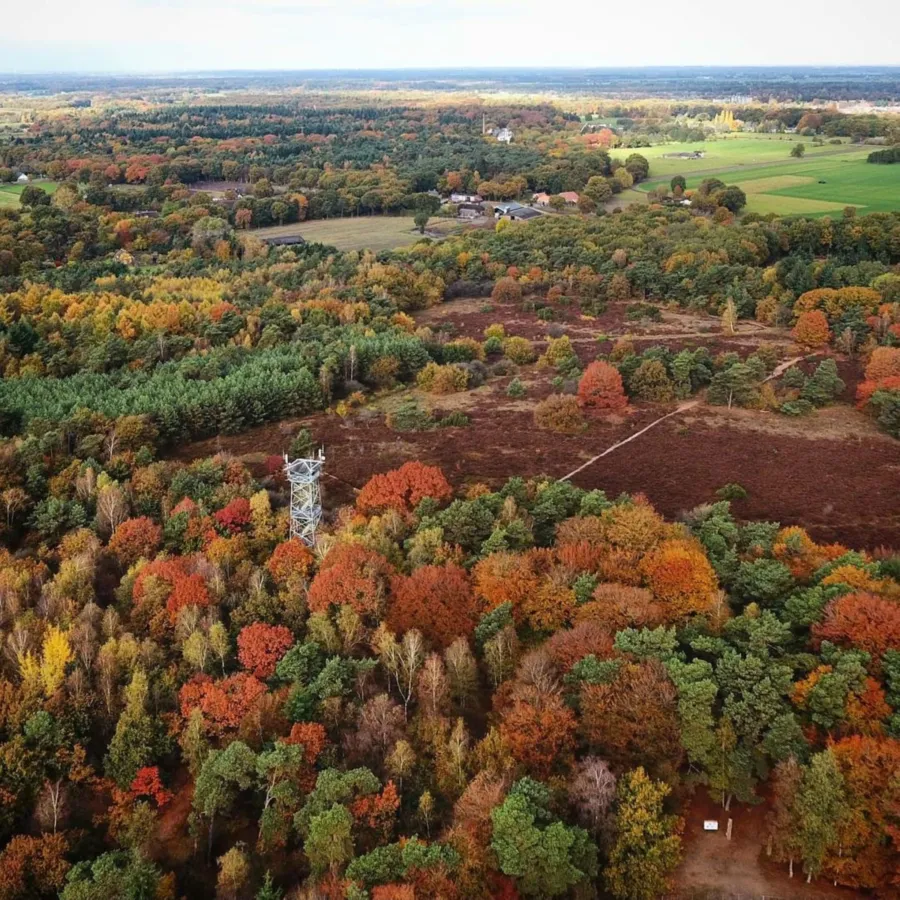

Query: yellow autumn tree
[18,626,73,697]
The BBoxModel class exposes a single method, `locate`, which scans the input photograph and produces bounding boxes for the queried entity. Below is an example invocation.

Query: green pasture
[631,135,851,179]
[246,216,431,252]
[0,181,59,208]
[639,143,897,217]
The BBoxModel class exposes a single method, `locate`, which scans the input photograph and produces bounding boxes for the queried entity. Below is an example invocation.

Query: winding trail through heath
[560,356,809,483]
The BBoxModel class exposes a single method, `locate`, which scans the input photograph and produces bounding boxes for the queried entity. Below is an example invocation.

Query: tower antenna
[283,449,325,547]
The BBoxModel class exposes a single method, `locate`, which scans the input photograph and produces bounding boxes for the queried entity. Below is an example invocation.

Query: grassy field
[0,181,59,208]
[632,135,854,179]
[246,216,436,252]
[637,138,897,217]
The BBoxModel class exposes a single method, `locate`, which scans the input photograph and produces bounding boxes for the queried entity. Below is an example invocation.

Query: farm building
[456,202,484,219]
[507,207,543,221]
[16,173,28,183]
[532,191,579,206]
[450,192,482,203]
[492,201,524,218]
[261,235,306,246]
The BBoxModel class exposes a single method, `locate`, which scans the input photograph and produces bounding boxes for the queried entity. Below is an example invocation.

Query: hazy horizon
[3,0,899,74]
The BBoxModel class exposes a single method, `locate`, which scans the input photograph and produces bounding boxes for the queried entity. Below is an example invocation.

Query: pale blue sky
[2,0,898,72]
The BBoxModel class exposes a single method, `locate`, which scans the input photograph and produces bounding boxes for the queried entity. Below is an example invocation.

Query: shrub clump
[503,336,536,365]
[534,395,585,434]
[491,278,523,303]
[386,398,434,431]
[416,362,469,394]
[506,378,526,399]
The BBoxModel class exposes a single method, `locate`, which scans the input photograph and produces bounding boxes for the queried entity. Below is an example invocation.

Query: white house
[496,128,513,144]
[16,173,29,184]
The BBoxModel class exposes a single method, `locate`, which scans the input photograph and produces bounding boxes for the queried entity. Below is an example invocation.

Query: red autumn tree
[131,766,173,808]
[352,781,400,840]
[285,722,329,790]
[578,361,628,410]
[307,543,394,617]
[813,591,900,663]
[133,557,211,624]
[357,462,453,516]
[372,886,415,900]
[266,539,315,586]
[857,375,900,406]
[499,686,576,778]
[214,497,252,534]
[178,672,267,736]
[166,572,211,623]
[544,621,615,673]
[792,309,832,347]
[108,516,162,566]
[387,564,479,649]
[237,623,294,679]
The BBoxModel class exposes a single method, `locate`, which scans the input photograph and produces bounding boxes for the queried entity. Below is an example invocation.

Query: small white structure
[284,450,325,547]
[496,127,513,144]
[703,820,719,832]
[16,173,28,184]
[450,192,482,204]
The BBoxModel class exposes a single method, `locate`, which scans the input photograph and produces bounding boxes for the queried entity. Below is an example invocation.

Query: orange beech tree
[387,564,479,650]
[266,539,315,586]
[498,685,576,778]
[639,538,720,621]
[356,462,453,516]
[578,361,628,410]
[813,592,900,663]
[792,310,832,347]
[237,623,295,679]
[307,542,395,617]
[107,516,163,566]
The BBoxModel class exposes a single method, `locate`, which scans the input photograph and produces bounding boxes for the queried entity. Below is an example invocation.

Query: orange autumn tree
[499,685,576,778]
[792,309,831,347]
[639,538,720,621]
[266,538,315,587]
[864,346,900,382]
[307,542,394,617]
[826,737,900,890]
[473,551,541,620]
[577,361,628,410]
[108,516,162,567]
[132,557,212,625]
[178,672,267,736]
[387,564,479,649]
[813,592,900,663]
[237,623,294,679]
[357,462,453,516]
[857,347,900,407]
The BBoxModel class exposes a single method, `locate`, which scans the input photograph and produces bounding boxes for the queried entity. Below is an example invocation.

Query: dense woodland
[0,91,898,899]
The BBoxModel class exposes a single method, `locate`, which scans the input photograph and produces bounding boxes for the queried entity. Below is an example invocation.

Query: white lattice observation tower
[283,450,325,547]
